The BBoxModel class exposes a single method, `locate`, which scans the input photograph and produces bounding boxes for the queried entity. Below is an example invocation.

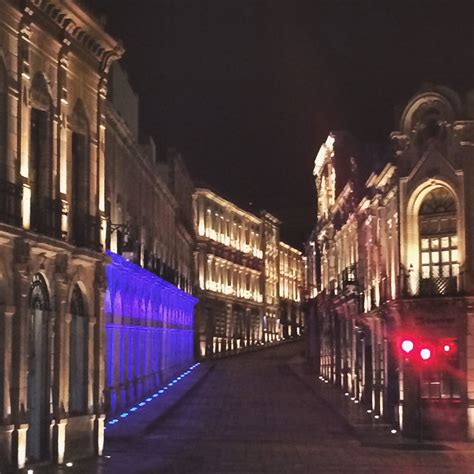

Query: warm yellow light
[22,185,31,230]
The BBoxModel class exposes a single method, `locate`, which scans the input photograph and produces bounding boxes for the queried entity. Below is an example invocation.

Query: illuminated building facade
[194,188,304,357]
[104,64,196,415]
[0,0,123,469]
[306,86,474,440]
[279,242,304,339]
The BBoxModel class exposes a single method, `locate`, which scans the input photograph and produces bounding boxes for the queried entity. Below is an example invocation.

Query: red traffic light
[401,339,414,354]
[420,348,432,361]
[440,339,457,355]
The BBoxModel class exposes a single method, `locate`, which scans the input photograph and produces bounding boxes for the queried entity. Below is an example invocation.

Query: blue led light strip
[106,362,201,427]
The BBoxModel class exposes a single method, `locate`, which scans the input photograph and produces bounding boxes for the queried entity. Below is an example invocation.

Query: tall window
[419,187,458,294]
[69,285,87,414]
[27,274,51,462]
[30,74,52,228]
[71,101,90,244]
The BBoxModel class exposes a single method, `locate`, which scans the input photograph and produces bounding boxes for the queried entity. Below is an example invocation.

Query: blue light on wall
[106,363,200,428]
[104,251,198,414]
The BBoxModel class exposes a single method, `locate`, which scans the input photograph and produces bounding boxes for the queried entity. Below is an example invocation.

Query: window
[420,366,461,400]
[419,187,458,293]
[71,101,90,245]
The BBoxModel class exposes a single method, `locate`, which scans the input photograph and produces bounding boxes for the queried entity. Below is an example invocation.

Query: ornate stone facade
[305,86,474,440]
[105,64,194,295]
[194,188,304,357]
[0,0,122,468]
[103,63,196,417]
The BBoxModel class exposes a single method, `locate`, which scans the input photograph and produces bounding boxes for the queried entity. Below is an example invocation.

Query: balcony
[31,196,64,239]
[72,213,101,252]
[402,271,459,298]
[0,179,22,227]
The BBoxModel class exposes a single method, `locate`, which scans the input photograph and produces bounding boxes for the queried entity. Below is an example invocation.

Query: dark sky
[88,0,474,248]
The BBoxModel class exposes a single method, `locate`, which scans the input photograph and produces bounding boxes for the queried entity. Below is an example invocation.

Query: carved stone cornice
[27,0,124,72]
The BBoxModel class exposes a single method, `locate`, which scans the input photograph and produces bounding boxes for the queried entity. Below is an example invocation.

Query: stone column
[0,305,14,468]
[94,261,106,455]
[11,258,30,469]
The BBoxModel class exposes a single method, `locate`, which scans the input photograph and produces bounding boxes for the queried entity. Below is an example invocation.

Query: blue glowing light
[106,361,199,429]
[104,251,198,414]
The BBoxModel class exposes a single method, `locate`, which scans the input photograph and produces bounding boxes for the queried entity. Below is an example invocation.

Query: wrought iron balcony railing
[0,179,22,227]
[31,196,64,239]
[403,271,459,297]
[72,213,102,252]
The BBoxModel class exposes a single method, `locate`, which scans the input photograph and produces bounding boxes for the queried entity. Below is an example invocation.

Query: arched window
[69,284,88,414]
[70,100,90,246]
[419,187,458,294]
[30,73,53,234]
[27,274,51,462]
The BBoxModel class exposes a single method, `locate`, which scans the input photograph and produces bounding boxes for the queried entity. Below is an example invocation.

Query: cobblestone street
[58,342,474,474]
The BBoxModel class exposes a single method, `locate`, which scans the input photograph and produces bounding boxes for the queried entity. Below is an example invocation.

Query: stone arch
[400,89,460,136]
[113,290,122,324]
[405,179,463,293]
[67,276,91,318]
[104,288,112,323]
[69,283,88,414]
[26,272,51,461]
[30,72,53,111]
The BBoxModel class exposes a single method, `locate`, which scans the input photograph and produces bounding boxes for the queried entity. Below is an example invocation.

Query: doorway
[26,276,51,463]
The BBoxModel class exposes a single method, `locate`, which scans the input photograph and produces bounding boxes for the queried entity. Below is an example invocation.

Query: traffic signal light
[420,348,431,361]
[401,339,414,354]
[399,336,457,364]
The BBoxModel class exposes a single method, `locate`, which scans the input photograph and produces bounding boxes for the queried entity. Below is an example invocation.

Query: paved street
[64,342,474,474]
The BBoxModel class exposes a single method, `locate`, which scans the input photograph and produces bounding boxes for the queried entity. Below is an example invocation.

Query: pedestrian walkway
[38,341,474,473]
[285,352,474,451]
[105,362,213,441]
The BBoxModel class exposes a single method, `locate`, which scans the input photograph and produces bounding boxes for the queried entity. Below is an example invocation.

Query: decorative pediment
[406,148,459,197]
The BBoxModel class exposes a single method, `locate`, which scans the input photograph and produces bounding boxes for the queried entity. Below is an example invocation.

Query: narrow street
[52,342,474,474]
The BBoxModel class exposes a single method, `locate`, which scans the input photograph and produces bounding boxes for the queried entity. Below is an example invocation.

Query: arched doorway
[69,285,87,415]
[26,274,51,463]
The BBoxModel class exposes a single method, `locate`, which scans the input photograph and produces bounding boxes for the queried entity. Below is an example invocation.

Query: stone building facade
[279,242,304,339]
[105,64,194,294]
[305,86,474,440]
[0,0,123,469]
[104,64,196,416]
[194,188,304,357]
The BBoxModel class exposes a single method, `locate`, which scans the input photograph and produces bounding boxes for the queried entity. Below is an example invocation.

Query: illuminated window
[419,187,458,291]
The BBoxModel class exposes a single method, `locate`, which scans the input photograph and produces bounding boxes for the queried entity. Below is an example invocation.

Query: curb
[105,362,215,441]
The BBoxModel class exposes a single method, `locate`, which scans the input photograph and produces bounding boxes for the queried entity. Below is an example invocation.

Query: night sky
[88,0,474,248]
